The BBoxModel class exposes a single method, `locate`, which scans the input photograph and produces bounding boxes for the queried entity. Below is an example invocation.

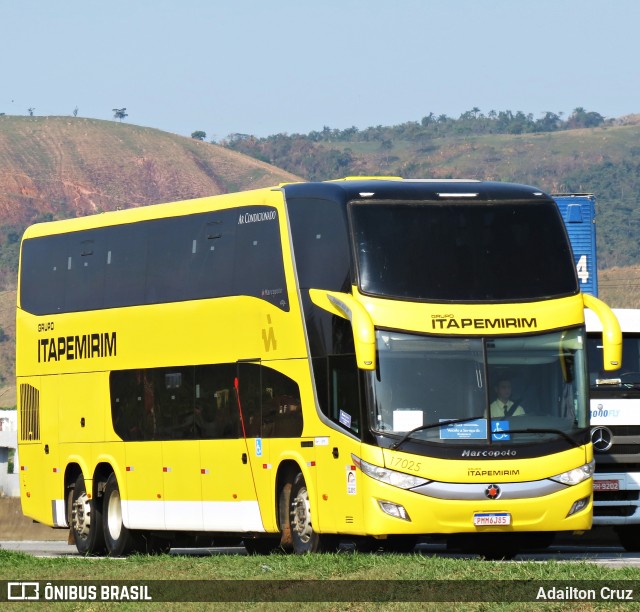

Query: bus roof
[21,177,553,240]
[282,178,550,202]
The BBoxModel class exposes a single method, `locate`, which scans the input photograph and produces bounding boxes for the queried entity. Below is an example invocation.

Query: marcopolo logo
[238,210,277,224]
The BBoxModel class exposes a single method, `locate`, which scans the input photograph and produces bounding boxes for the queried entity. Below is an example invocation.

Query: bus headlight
[550,460,595,486]
[352,454,429,489]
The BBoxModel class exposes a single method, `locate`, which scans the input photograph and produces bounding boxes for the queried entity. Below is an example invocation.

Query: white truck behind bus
[585,308,640,551]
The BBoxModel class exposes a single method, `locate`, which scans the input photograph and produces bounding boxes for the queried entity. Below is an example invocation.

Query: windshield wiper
[502,428,581,448]
[390,415,484,450]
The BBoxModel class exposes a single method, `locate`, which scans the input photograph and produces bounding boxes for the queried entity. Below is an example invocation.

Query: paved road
[2,539,639,566]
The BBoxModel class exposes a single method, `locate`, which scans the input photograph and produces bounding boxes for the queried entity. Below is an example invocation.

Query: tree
[191,130,207,141]
[112,108,128,122]
[27,107,35,116]
[567,107,604,129]
[73,106,79,117]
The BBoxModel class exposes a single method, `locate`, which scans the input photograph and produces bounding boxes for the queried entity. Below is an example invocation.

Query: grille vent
[20,383,40,441]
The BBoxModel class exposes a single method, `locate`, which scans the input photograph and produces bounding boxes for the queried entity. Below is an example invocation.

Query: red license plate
[593,479,620,491]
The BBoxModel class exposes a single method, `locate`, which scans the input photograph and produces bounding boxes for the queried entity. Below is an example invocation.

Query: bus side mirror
[583,293,622,371]
[309,289,376,371]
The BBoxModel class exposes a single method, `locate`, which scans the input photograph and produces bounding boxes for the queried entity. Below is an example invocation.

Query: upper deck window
[351,200,577,302]
[20,206,289,315]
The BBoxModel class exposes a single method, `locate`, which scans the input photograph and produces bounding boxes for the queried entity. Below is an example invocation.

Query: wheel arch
[93,462,116,501]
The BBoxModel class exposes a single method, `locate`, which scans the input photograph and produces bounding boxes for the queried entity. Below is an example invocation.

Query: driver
[490,379,525,417]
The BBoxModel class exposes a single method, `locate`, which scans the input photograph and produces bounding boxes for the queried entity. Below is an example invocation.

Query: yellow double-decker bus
[16,178,621,557]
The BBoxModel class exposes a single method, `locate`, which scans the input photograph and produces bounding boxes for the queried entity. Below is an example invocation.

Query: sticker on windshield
[339,410,352,428]
[491,420,511,441]
[440,419,487,440]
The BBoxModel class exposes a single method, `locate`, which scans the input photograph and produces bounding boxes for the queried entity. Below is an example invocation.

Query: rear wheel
[288,472,338,553]
[102,473,138,556]
[69,474,106,556]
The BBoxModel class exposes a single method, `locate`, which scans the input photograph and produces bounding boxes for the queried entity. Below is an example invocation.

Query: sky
[3,0,640,141]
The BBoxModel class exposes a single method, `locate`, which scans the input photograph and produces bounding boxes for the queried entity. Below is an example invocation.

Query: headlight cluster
[550,460,595,486]
[352,454,429,489]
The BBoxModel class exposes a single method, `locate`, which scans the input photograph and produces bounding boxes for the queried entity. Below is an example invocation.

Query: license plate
[593,479,620,492]
[473,512,511,526]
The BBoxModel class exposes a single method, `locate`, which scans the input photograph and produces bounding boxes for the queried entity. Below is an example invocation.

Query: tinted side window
[234,207,289,310]
[104,223,147,308]
[237,362,303,438]
[194,364,241,439]
[20,234,68,314]
[111,363,242,441]
[20,206,288,315]
[287,197,351,292]
[111,362,301,440]
[187,213,236,301]
[312,354,361,437]
[64,233,107,312]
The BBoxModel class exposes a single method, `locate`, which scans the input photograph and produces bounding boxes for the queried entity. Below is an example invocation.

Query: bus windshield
[368,328,588,445]
[351,200,576,302]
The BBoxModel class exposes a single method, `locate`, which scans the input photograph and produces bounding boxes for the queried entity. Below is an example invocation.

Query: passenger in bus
[490,379,525,417]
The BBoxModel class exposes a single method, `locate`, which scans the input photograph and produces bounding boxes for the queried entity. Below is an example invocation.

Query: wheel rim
[291,485,314,544]
[106,488,123,540]
[72,492,92,540]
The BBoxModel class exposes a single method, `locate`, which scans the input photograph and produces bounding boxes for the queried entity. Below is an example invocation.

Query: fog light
[378,500,411,521]
[567,496,590,517]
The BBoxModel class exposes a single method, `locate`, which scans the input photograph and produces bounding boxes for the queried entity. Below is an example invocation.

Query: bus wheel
[102,473,137,556]
[288,472,338,553]
[69,474,106,555]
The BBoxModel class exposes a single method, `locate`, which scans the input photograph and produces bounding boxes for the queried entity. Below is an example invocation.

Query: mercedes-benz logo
[591,426,614,452]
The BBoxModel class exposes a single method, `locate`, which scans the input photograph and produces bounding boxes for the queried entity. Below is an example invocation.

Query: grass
[1,548,639,610]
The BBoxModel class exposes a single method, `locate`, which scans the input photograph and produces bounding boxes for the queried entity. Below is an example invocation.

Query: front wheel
[69,474,106,556]
[288,472,338,553]
[102,473,138,556]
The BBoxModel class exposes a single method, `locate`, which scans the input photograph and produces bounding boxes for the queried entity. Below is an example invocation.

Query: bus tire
[288,472,338,553]
[69,473,106,556]
[102,473,137,556]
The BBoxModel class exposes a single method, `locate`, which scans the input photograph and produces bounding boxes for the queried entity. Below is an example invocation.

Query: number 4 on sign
[576,255,589,284]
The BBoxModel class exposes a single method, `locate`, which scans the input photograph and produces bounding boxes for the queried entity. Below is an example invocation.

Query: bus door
[197,364,264,533]
[313,355,365,534]
[234,360,272,531]
[114,370,164,530]
[236,360,310,534]
[156,367,204,531]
